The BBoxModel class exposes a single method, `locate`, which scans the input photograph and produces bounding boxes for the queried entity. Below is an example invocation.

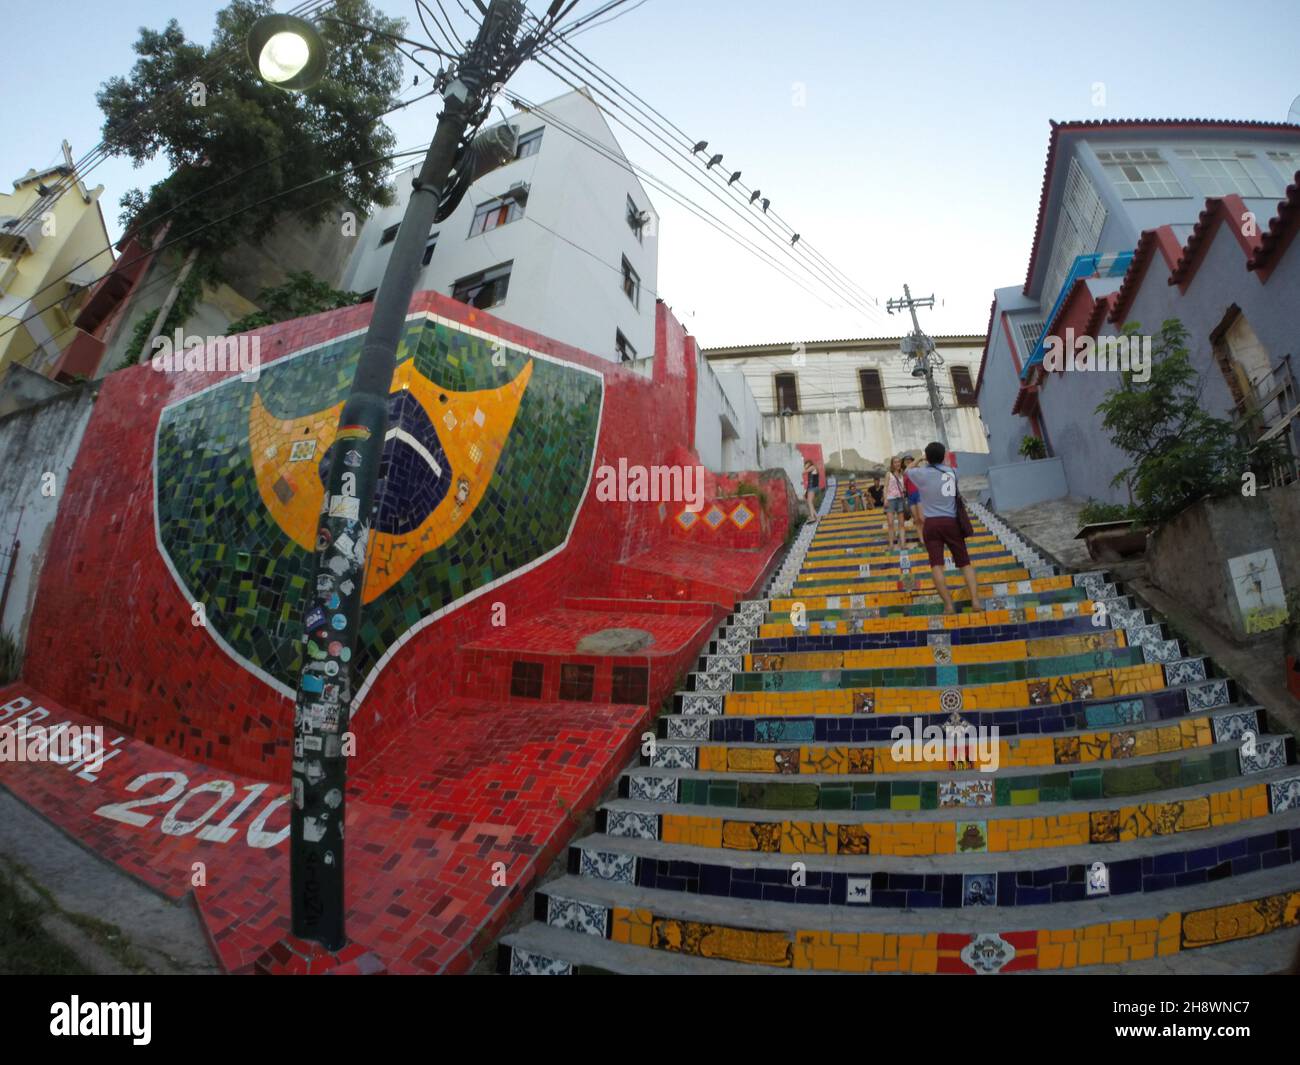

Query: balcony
[1019,250,1134,381]
[0,214,45,258]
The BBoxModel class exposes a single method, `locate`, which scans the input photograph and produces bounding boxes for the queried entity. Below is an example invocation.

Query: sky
[4,0,1299,348]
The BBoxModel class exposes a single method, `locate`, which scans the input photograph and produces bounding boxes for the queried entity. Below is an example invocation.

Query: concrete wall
[988,455,1068,512]
[0,364,67,418]
[1147,483,1300,643]
[763,404,987,472]
[0,384,97,648]
[951,450,993,478]
[705,339,989,470]
[976,286,1042,469]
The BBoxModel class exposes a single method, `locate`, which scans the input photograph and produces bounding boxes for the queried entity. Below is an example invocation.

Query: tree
[97,0,405,360]
[225,271,364,334]
[1095,318,1279,525]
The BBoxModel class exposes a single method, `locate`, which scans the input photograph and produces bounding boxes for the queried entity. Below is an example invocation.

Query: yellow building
[0,142,114,378]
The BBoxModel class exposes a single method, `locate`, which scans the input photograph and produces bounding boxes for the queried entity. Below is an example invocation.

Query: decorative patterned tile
[730,503,755,529]
[694,671,732,693]
[1165,659,1208,686]
[1186,680,1230,711]
[1141,639,1183,664]
[628,776,678,803]
[960,932,1015,974]
[681,694,724,717]
[651,744,696,769]
[962,873,997,907]
[546,895,608,937]
[939,780,994,808]
[667,716,710,740]
[605,809,658,840]
[1086,861,1110,897]
[509,948,573,975]
[1268,777,1300,814]
[844,877,872,905]
[579,849,636,883]
[1241,735,1287,774]
[1212,711,1259,744]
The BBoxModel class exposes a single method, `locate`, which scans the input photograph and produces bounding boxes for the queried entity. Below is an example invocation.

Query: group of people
[801,443,984,615]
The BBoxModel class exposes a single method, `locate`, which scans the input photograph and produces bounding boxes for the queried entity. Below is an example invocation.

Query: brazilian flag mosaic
[154,314,604,698]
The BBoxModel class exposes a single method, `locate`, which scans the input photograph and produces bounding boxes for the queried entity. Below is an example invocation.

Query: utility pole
[887,284,947,447]
[251,0,531,953]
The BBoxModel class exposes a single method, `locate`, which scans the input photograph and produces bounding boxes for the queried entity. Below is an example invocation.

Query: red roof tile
[1247,168,1300,278]
[1168,193,1262,288]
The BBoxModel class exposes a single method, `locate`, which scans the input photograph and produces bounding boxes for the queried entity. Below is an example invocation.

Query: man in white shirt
[907,442,984,615]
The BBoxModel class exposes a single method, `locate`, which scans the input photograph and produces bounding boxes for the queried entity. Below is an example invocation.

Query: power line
[1,81,439,347]
[527,47,887,328]
[509,67,882,328]
[498,88,847,316]
[540,29,888,317]
[14,152,431,371]
[0,140,437,348]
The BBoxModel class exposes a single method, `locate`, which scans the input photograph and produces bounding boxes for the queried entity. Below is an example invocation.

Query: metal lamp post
[247,0,529,951]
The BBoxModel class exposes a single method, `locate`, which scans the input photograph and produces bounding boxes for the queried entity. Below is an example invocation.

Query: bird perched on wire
[728,170,742,185]
[761,198,771,213]
[749,189,762,204]
[791,233,801,246]
[706,153,723,169]
[692,140,708,154]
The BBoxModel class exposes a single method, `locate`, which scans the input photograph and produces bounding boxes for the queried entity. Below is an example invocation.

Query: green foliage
[1095,319,1271,526]
[0,629,21,685]
[98,0,404,272]
[118,265,203,368]
[1077,499,1135,526]
[1019,435,1047,460]
[226,271,363,334]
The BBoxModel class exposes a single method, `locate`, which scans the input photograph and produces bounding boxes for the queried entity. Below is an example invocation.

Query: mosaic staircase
[499,479,1300,974]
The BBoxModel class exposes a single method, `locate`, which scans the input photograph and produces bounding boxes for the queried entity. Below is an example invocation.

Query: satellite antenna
[1289,93,1300,125]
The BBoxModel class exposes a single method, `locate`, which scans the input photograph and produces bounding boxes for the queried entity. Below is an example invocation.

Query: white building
[339,88,659,365]
[703,335,990,471]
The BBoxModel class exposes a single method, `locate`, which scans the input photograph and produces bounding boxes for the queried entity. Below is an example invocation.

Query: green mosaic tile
[156,317,601,692]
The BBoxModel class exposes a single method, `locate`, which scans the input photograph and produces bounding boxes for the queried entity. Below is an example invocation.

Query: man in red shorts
[906,442,984,614]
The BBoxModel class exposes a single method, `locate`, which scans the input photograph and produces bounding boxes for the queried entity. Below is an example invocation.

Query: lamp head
[248,14,327,91]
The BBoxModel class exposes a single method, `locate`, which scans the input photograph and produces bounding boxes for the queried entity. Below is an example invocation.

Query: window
[1267,150,1300,185]
[615,330,636,362]
[1174,146,1284,199]
[421,231,438,266]
[858,368,885,410]
[451,261,512,309]
[378,223,400,246]
[1017,318,1047,358]
[1040,157,1107,304]
[775,372,799,414]
[950,366,977,407]
[627,195,647,243]
[621,255,640,308]
[515,127,543,159]
[469,192,526,237]
[1095,148,1187,199]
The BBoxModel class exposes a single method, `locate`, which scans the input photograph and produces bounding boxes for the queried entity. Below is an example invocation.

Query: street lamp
[247,0,529,954]
[247,15,328,91]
